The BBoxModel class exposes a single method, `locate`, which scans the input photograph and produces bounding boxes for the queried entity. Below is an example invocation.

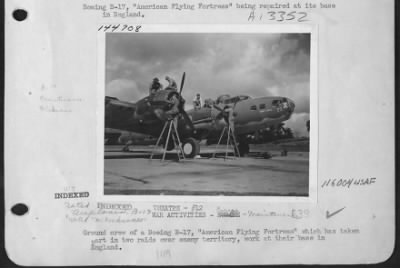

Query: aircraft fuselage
[105,94,295,148]
[187,96,295,141]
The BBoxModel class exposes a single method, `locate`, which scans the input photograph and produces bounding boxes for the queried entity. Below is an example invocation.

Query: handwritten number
[246,11,308,23]
[268,11,275,21]
[298,12,308,22]
[98,24,141,32]
[111,24,120,32]
[277,11,285,22]
[286,11,296,21]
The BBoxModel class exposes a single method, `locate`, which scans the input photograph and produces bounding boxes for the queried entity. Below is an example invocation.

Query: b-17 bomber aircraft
[105,73,295,158]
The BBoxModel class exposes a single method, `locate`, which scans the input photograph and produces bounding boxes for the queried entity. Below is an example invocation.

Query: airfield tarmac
[104,143,309,196]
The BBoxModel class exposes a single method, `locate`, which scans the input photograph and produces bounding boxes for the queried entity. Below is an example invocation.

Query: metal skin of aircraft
[105,92,196,150]
[105,73,201,156]
[186,95,295,155]
[104,74,295,158]
[104,128,155,147]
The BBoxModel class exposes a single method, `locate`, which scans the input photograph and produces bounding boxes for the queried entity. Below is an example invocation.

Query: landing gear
[238,142,250,156]
[182,138,200,158]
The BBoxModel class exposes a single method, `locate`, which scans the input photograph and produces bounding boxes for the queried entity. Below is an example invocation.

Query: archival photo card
[4,0,395,265]
[103,31,313,197]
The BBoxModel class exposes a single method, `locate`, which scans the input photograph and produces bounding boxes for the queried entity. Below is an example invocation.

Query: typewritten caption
[81,1,337,21]
[62,202,360,252]
[84,226,360,252]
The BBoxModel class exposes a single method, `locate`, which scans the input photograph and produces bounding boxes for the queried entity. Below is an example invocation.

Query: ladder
[212,124,240,159]
[150,118,186,162]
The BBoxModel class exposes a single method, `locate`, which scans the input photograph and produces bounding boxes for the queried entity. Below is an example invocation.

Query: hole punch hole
[12,9,28,21]
[11,203,29,216]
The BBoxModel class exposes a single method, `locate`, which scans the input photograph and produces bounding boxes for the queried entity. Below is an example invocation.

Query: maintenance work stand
[150,118,186,162]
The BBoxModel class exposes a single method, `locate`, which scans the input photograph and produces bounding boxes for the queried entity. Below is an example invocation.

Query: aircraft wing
[105,96,138,131]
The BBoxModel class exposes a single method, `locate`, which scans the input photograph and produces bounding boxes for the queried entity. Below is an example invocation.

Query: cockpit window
[259,104,266,109]
[250,105,257,111]
[272,100,281,105]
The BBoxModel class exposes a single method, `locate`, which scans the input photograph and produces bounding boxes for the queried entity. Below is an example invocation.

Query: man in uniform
[165,76,178,91]
[165,94,181,140]
[149,77,163,95]
[193,93,202,110]
[203,98,214,108]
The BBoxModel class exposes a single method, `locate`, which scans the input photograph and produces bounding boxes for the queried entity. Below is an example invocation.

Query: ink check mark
[326,207,346,219]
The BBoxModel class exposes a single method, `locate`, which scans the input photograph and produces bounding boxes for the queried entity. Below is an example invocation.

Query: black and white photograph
[5,1,396,265]
[104,32,311,196]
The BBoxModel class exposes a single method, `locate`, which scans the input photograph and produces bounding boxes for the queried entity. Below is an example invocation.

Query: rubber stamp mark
[326,207,346,219]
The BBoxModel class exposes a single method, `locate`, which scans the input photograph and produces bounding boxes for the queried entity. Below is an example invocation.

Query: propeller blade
[179,72,186,96]
[174,72,194,133]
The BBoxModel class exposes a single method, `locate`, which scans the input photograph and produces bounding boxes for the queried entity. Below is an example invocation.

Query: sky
[105,33,310,137]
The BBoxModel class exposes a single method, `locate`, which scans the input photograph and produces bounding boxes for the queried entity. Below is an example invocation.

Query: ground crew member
[203,98,214,108]
[165,76,178,91]
[193,93,202,110]
[165,95,180,119]
[165,94,181,135]
[149,77,163,95]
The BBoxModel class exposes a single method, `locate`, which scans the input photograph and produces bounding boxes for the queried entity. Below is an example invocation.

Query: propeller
[213,96,241,125]
[152,72,194,133]
[176,72,194,132]
[213,104,230,121]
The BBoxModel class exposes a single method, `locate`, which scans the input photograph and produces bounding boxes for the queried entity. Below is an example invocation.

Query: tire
[182,138,200,158]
